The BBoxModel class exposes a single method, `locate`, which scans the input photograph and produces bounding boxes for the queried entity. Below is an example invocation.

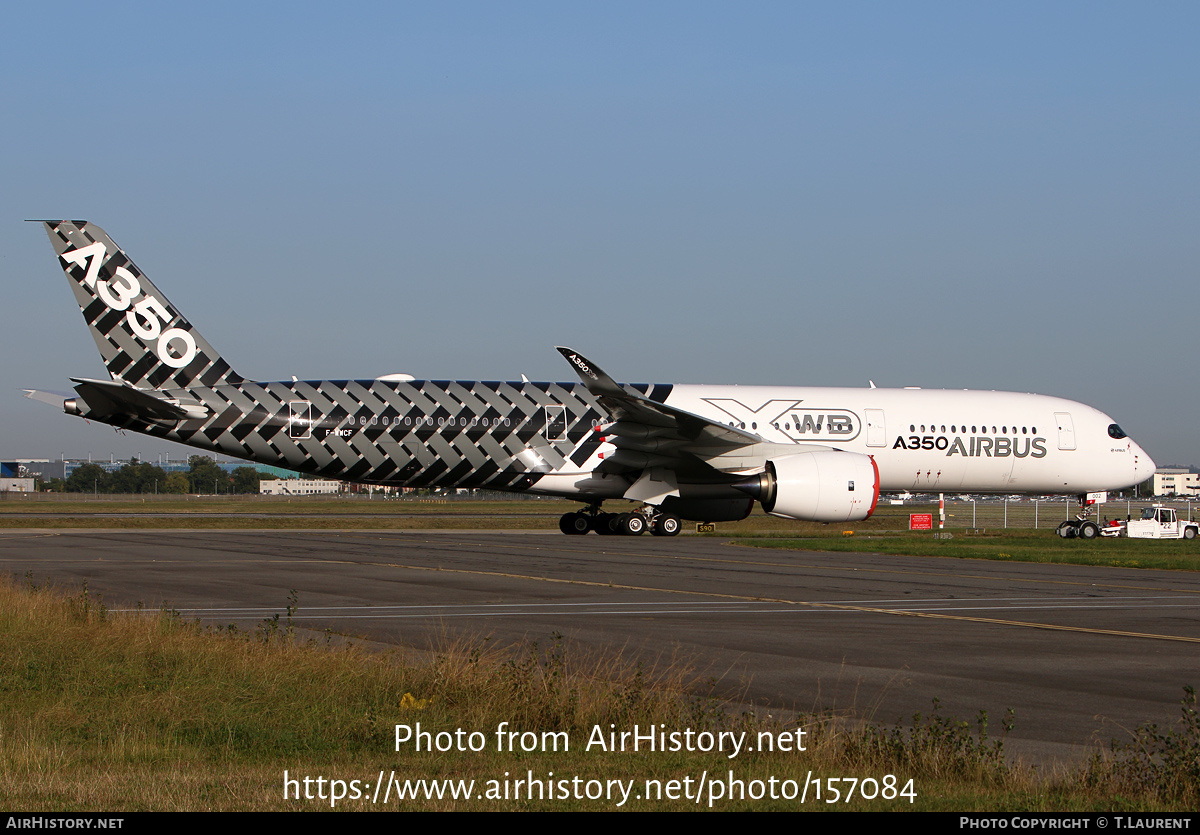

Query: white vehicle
[1100,506,1199,540]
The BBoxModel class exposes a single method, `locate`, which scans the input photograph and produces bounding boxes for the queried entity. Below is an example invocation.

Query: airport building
[1153,468,1200,497]
[259,478,344,495]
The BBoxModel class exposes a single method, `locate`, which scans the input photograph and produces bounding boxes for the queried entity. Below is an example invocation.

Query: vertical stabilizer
[41,220,243,390]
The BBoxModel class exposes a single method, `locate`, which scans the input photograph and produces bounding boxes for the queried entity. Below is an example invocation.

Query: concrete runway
[3,529,1199,764]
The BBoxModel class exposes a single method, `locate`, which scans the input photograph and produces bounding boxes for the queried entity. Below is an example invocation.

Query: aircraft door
[1054,412,1076,451]
[544,405,567,443]
[289,401,312,439]
[865,409,886,448]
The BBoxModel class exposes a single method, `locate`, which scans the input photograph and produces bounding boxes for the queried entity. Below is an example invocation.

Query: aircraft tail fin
[39,220,244,391]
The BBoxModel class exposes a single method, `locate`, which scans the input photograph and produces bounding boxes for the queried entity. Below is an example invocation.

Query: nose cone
[1130,440,1156,486]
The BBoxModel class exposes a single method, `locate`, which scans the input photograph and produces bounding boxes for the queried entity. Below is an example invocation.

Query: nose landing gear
[1055,495,1100,539]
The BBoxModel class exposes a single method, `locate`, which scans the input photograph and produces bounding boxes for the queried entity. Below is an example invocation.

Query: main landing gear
[558,506,682,537]
[1055,495,1100,540]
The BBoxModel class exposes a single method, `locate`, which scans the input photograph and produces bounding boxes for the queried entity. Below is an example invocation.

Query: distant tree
[109,464,136,494]
[187,456,231,494]
[163,472,189,494]
[110,461,168,494]
[231,467,261,494]
[141,463,167,493]
[66,463,111,494]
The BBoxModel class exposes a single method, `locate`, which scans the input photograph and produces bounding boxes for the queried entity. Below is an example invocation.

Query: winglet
[555,347,625,397]
[555,346,762,451]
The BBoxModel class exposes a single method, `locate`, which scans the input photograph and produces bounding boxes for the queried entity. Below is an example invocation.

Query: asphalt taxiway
[3,529,1198,763]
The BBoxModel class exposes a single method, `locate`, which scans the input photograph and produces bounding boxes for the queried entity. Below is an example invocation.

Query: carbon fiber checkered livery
[92,377,676,489]
[44,221,242,390]
[42,221,672,490]
[156,377,672,488]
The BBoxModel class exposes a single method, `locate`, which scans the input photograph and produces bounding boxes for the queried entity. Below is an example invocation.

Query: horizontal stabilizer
[70,377,210,422]
[23,389,70,409]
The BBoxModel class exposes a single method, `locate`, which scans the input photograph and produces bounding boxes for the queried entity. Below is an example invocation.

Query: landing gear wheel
[595,513,619,535]
[620,513,646,536]
[1056,521,1077,539]
[559,512,590,535]
[1078,521,1099,540]
[652,514,681,537]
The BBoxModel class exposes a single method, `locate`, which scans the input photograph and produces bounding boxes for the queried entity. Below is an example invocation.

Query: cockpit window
[1108,424,1127,439]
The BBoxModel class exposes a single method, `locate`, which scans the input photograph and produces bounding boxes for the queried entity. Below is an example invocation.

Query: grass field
[2,575,1196,811]
[3,496,1199,810]
[738,532,1200,572]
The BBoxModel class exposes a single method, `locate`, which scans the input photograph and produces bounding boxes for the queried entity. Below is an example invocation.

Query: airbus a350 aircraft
[25,221,1155,538]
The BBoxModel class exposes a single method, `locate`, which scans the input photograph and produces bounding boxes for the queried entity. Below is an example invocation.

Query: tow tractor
[1100,505,1199,540]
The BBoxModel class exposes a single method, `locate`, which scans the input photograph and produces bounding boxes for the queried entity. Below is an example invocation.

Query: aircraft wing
[556,347,762,475]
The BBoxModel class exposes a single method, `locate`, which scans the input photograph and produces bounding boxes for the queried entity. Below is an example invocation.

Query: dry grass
[1,576,1196,811]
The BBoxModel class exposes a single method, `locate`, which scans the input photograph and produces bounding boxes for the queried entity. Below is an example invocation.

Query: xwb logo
[788,412,859,440]
[702,399,862,442]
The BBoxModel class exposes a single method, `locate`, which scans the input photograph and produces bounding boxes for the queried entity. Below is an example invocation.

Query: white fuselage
[596,385,1153,495]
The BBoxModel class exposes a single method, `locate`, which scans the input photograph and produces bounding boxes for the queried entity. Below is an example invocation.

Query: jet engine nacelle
[736,450,879,522]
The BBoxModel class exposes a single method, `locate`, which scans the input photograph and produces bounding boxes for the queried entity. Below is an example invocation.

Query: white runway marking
[112,594,1200,621]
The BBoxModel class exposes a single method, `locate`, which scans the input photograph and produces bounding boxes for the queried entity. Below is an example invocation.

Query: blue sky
[2,2,1196,465]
